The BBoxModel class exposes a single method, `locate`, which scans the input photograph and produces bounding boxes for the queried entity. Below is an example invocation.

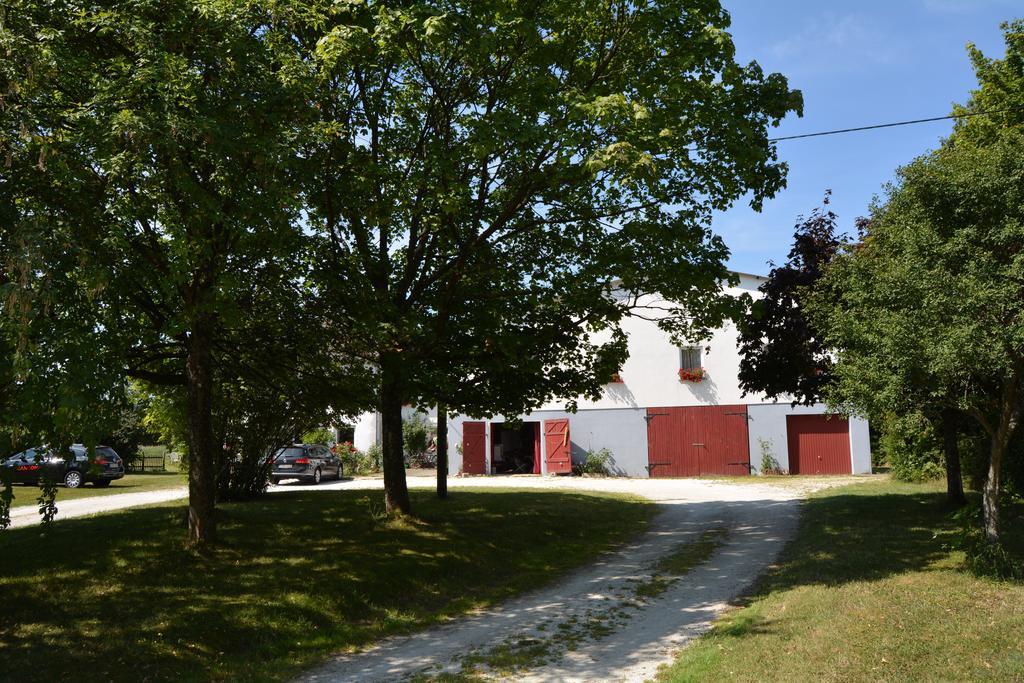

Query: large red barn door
[646,406,750,477]
[543,419,572,474]
[787,415,851,474]
[462,421,487,474]
[645,408,699,476]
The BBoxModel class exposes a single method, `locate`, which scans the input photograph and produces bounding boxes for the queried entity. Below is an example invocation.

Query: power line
[767,106,1024,142]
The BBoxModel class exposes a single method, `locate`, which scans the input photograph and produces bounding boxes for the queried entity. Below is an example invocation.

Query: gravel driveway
[293,476,860,683]
[9,471,862,682]
[7,487,190,529]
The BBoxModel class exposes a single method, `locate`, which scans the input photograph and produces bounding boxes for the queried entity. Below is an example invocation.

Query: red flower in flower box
[678,367,705,383]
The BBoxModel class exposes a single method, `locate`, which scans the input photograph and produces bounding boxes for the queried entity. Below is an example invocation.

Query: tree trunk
[982,435,1006,544]
[436,404,448,499]
[379,366,411,514]
[186,314,217,547]
[940,409,966,506]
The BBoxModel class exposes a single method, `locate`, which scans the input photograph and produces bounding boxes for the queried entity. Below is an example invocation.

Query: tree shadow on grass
[762,488,962,591]
[0,489,652,683]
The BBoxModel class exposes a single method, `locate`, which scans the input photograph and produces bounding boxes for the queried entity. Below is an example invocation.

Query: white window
[679,346,702,370]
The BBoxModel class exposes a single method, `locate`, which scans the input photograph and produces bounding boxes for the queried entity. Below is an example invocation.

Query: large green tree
[816,131,1024,542]
[1,0,348,544]
[298,0,801,512]
[813,20,1024,540]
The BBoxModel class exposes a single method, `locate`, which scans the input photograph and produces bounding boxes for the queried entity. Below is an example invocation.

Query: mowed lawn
[0,488,653,682]
[8,472,188,508]
[657,480,1024,682]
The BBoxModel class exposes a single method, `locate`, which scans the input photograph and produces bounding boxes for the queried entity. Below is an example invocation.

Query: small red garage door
[787,414,851,474]
[462,422,487,474]
[646,405,750,477]
[544,419,572,474]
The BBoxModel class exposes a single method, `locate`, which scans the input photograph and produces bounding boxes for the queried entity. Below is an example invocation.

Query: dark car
[271,444,342,485]
[1,444,126,489]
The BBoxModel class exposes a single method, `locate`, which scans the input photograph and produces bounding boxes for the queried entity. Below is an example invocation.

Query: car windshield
[275,447,306,461]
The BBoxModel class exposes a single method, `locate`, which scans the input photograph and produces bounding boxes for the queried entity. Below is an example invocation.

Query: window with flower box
[678,346,705,382]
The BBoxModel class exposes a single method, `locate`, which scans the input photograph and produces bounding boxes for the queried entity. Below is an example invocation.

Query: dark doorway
[490,422,541,474]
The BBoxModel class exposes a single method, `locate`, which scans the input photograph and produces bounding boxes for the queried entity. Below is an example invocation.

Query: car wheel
[312,468,322,485]
[93,480,111,488]
[64,470,83,489]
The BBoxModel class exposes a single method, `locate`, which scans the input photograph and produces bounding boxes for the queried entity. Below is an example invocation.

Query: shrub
[302,427,334,446]
[573,448,613,476]
[956,505,1024,581]
[336,442,382,475]
[758,438,787,475]
[364,443,383,473]
[402,413,431,466]
[879,411,945,482]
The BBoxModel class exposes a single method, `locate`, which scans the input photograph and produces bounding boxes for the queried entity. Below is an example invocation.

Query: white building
[354,273,872,477]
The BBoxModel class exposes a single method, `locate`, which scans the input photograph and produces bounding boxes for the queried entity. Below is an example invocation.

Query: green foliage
[302,428,334,447]
[303,0,801,511]
[956,505,1024,581]
[573,448,613,476]
[738,194,842,405]
[879,412,945,483]
[333,442,362,476]
[810,19,1024,541]
[102,386,159,466]
[952,20,1024,146]
[35,472,58,525]
[0,468,11,530]
[364,444,384,474]
[1,0,374,540]
[758,439,786,475]
[402,414,430,462]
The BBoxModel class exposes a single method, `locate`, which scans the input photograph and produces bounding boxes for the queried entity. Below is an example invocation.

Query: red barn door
[462,421,487,474]
[787,414,851,474]
[544,419,572,474]
[646,406,750,477]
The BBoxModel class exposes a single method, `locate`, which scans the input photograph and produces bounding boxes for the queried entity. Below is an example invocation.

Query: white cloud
[769,12,906,75]
[921,0,1017,13]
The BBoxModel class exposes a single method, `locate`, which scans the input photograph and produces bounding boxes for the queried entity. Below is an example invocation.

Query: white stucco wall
[352,273,873,475]
[535,274,771,412]
[353,412,380,453]
[446,408,650,477]
[746,403,871,474]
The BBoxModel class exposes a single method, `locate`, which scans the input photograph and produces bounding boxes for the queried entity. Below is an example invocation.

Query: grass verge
[0,487,653,682]
[8,472,188,508]
[656,480,1024,682]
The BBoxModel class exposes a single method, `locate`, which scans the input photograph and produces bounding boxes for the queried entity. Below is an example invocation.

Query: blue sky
[716,0,1019,274]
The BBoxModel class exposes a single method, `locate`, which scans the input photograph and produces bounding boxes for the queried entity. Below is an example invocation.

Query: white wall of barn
[746,404,872,475]
[446,408,650,477]
[533,274,772,413]
[354,273,872,476]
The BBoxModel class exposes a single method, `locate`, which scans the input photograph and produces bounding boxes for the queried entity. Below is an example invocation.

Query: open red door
[462,422,487,474]
[544,419,572,474]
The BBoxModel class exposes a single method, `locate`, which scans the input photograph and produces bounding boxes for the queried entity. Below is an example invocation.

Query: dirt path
[294,476,862,682]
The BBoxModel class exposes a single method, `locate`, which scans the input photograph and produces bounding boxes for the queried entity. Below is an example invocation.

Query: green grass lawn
[656,480,1024,682]
[9,472,188,508]
[0,488,653,682]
